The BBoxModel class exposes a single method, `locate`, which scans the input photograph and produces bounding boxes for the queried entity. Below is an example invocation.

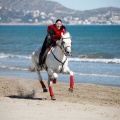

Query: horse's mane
[63,32,71,38]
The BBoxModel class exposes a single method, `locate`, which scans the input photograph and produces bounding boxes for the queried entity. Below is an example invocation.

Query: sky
[50,0,120,11]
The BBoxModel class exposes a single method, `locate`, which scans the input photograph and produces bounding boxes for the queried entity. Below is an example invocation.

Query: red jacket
[47,24,66,41]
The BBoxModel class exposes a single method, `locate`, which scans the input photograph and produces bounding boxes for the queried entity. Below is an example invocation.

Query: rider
[39,19,66,69]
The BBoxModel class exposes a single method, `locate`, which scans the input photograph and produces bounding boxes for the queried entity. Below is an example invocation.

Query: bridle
[51,37,71,73]
[61,37,71,56]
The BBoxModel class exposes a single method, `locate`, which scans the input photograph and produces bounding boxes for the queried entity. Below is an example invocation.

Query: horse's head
[57,32,72,56]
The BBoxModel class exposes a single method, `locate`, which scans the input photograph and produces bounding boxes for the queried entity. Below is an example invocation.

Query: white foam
[0,65,120,78]
[74,72,120,78]
[68,57,120,64]
[0,53,31,59]
[0,65,28,71]
[1,53,120,64]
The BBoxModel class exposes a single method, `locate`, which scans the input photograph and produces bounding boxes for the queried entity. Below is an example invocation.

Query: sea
[0,25,120,87]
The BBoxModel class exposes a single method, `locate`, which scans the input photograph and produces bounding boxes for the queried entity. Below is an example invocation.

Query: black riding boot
[39,36,49,68]
[39,36,56,69]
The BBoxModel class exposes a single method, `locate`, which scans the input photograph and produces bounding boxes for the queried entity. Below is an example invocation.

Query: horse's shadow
[6,95,47,100]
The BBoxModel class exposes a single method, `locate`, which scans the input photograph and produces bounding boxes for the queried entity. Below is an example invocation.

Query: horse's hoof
[43,88,48,92]
[51,96,56,100]
[68,88,73,93]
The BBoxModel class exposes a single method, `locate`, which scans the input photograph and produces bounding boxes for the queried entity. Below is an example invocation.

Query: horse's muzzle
[66,52,72,56]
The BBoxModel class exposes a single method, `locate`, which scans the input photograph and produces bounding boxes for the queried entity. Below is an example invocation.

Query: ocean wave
[0,53,120,64]
[0,53,31,59]
[0,65,28,71]
[68,57,120,64]
[0,65,120,78]
[74,72,120,78]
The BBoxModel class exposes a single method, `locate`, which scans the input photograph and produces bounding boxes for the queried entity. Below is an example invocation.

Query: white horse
[30,32,74,100]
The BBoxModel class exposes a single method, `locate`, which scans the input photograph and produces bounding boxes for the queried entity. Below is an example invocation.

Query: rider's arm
[46,28,56,44]
[48,28,56,38]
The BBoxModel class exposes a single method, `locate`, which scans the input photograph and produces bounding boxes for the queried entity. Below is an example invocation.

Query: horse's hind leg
[37,71,48,92]
[32,52,47,92]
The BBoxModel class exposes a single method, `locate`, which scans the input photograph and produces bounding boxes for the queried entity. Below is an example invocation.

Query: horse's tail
[28,67,36,72]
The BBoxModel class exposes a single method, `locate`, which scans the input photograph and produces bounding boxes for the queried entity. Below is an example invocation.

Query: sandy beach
[0,76,120,120]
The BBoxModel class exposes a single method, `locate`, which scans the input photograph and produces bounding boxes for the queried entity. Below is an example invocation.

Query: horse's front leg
[47,68,58,84]
[48,74,56,100]
[62,67,74,92]
[47,68,58,100]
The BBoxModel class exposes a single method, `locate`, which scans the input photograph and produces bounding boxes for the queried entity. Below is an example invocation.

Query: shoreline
[1,74,120,88]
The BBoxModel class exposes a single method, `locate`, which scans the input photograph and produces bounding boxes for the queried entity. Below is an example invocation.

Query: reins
[51,38,69,73]
[51,49,67,73]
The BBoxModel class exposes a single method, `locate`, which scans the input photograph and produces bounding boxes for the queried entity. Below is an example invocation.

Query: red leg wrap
[49,86,54,97]
[53,78,57,84]
[40,80,46,89]
[70,76,74,89]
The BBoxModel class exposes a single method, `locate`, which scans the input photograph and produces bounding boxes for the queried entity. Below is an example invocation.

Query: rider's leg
[39,36,48,66]
[39,36,53,67]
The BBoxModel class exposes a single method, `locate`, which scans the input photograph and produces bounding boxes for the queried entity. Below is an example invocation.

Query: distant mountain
[0,0,120,24]
[74,7,120,19]
[0,0,76,16]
